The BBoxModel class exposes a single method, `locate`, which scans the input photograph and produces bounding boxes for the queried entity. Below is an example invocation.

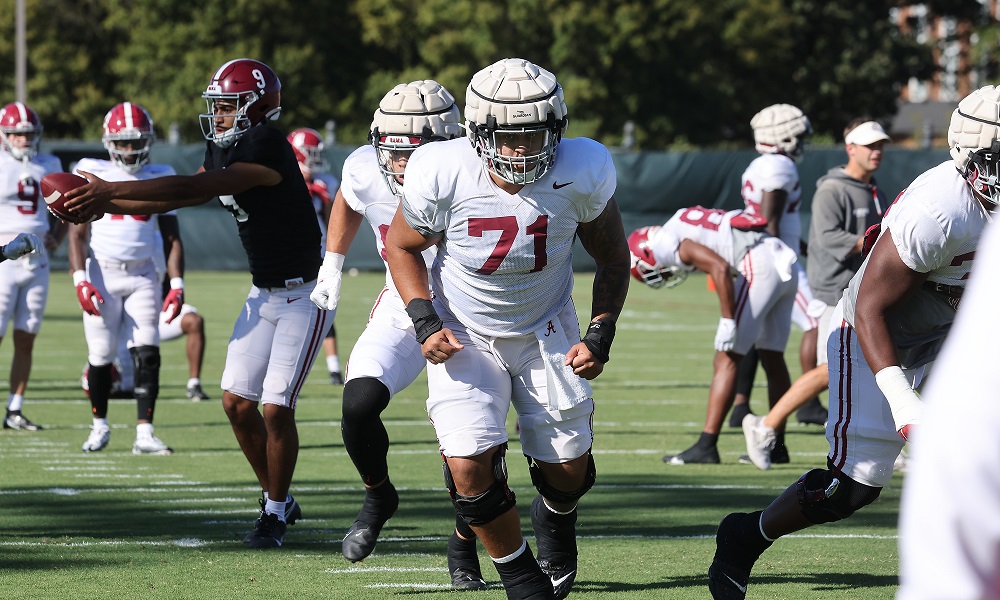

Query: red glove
[162,278,184,323]
[898,424,913,442]
[308,181,331,205]
[73,271,103,316]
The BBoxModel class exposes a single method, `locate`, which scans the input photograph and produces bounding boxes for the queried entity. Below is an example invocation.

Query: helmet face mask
[627,226,689,290]
[465,58,568,186]
[369,80,463,197]
[199,58,282,149]
[751,104,812,162]
[948,85,1000,205]
[103,102,155,174]
[0,102,42,160]
[287,128,327,175]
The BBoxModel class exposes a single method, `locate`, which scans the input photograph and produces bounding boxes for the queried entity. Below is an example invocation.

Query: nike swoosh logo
[550,571,576,588]
[286,297,301,303]
[723,573,747,594]
[552,181,573,189]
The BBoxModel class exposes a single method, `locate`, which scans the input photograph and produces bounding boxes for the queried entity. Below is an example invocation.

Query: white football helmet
[465,57,568,185]
[369,79,463,196]
[949,85,1000,205]
[751,103,812,161]
[627,226,689,289]
[287,128,328,175]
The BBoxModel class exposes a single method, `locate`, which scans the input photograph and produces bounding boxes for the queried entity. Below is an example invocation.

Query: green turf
[0,270,902,599]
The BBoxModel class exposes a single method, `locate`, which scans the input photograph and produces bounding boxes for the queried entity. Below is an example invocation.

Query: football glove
[310,251,345,312]
[2,233,40,260]
[874,365,923,440]
[714,317,737,352]
[162,277,184,323]
[73,270,104,316]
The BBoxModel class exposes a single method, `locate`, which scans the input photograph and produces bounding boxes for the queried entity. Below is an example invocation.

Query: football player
[68,101,181,456]
[384,58,630,600]
[708,85,1000,600]
[731,103,826,440]
[62,58,328,550]
[310,80,486,587]
[288,127,343,385]
[0,103,64,431]
[629,207,797,466]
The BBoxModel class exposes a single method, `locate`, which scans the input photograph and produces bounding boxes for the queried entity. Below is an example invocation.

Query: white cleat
[741,414,776,471]
[82,424,111,452]
[133,434,174,455]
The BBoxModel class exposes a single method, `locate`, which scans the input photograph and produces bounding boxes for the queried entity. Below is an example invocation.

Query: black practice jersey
[203,125,321,288]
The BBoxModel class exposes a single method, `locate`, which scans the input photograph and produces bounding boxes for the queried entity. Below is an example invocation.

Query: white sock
[93,417,109,428]
[136,422,154,438]
[327,355,340,373]
[187,378,200,389]
[493,539,527,564]
[7,393,23,412]
[265,498,287,522]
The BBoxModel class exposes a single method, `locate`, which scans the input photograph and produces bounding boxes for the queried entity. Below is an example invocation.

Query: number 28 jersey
[401,137,616,337]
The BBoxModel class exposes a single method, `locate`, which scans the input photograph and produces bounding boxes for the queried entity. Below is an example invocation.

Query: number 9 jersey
[400,136,616,337]
[0,150,62,239]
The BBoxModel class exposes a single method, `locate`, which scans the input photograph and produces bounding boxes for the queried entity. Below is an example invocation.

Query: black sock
[741,510,773,558]
[357,480,399,525]
[696,431,719,449]
[531,495,577,560]
[493,542,554,600]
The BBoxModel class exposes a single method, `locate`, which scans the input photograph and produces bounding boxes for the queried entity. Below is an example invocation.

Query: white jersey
[741,153,802,250]
[402,137,616,337]
[0,151,63,237]
[341,145,435,296]
[843,161,987,369]
[74,159,176,262]
[648,207,744,270]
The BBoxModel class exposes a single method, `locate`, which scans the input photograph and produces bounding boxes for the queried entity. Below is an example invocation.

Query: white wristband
[874,365,923,431]
[323,251,346,271]
[72,270,87,286]
[170,277,184,290]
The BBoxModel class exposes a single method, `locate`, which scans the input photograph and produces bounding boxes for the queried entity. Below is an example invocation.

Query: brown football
[40,172,98,223]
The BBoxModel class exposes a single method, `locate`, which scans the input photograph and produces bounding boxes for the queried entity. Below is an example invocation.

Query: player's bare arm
[158,214,184,282]
[853,227,928,372]
[385,205,463,363]
[325,188,364,254]
[64,162,280,215]
[678,239,737,319]
[66,221,90,274]
[760,188,787,238]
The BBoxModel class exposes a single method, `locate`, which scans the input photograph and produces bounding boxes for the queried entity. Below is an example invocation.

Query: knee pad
[527,452,596,505]
[341,377,391,427]
[130,345,160,401]
[326,322,337,339]
[443,445,517,526]
[796,468,882,524]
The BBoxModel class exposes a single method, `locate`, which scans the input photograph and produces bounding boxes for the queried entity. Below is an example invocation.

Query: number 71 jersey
[401,136,616,337]
[0,150,63,236]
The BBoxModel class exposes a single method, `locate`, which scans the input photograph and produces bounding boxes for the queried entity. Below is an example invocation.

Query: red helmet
[628,226,689,289]
[103,102,155,174]
[287,128,328,174]
[0,102,42,160]
[200,58,281,148]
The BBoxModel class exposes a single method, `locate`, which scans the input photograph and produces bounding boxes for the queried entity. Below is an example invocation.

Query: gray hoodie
[806,166,886,306]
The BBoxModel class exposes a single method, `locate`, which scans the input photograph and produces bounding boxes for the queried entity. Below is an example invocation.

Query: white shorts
[83,257,160,365]
[345,287,425,396]
[826,302,926,487]
[814,302,840,365]
[0,252,49,336]
[428,302,595,463]
[221,283,329,408]
[790,263,820,332]
[159,303,197,342]
[732,240,798,355]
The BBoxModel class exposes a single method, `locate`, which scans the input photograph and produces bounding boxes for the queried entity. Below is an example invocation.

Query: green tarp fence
[42,140,949,272]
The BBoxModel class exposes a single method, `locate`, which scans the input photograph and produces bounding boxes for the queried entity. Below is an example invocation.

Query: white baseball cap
[845,121,891,145]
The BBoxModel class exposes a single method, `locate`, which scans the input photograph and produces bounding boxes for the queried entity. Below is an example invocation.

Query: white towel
[535,319,593,411]
[765,238,797,283]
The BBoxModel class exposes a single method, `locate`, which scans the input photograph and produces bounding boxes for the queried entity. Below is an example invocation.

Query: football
[40,172,100,223]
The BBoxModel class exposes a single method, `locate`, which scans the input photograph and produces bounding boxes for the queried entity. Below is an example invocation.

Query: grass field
[0,270,903,599]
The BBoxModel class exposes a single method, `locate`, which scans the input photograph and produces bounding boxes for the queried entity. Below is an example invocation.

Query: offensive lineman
[629,207,797,465]
[731,103,825,442]
[63,58,327,549]
[384,58,630,600]
[68,101,180,455]
[310,80,487,588]
[707,85,1000,600]
[0,103,64,431]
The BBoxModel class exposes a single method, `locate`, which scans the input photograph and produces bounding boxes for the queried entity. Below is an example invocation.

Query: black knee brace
[341,377,392,485]
[797,467,882,524]
[527,452,596,505]
[443,446,517,526]
[130,346,160,420]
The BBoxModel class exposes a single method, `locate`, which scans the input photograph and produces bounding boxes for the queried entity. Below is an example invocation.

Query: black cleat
[4,410,42,431]
[708,512,770,600]
[330,371,344,385]
[727,403,753,428]
[531,494,578,599]
[795,397,828,427]
[186,383,210,401]
[243,495,301,543]
[663,443,720,465]
[246,512,287,549]
[450,566,488,591]
[342,483,399,562]
[448,531,487,590]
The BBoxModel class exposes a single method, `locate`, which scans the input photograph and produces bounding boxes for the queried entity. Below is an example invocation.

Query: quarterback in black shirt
[65,58,328,549]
